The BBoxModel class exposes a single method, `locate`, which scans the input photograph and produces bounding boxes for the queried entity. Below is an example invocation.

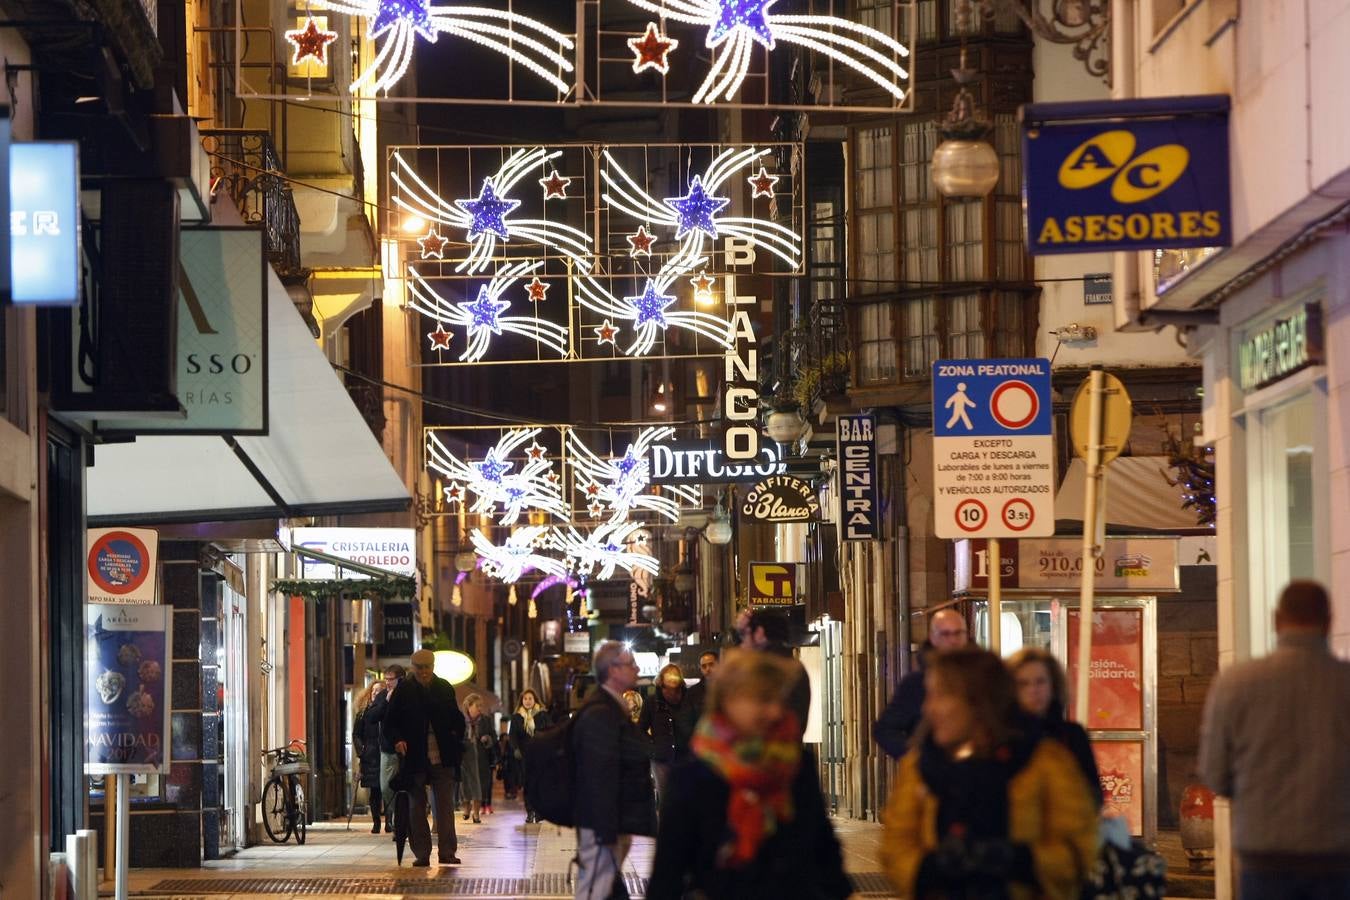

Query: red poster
[1093,740,1145,836]
[1066,608,1144,731]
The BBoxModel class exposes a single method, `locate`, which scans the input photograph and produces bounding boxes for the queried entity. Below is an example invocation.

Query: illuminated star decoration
[285,16,340,66]
[427,323,454,350]
[628,22,679,75]
[392,148,592,274]
[539,170,571,200]
[627,279,676,329]
[690,271,716,300]
[417,228,450,259]
[426,428,568,525]
[567,426,699,523]
[621,0,910,104]
[525,276,550,302]
[405,260,568,362]
[575,259,731,356]
[747,165,779,198]
[547,520,661,581]
[594,320,620,346]
[443,482,465,504]
[317,0,575,95]
[601,146,801,269]
[470,526,568,583]
[627,225,656,258]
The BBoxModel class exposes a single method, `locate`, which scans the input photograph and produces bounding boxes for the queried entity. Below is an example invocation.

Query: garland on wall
[271,577,416,601]
[1161,433,1216,528]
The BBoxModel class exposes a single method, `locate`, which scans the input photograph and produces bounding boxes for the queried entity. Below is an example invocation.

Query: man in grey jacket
[1199,580,1350,900]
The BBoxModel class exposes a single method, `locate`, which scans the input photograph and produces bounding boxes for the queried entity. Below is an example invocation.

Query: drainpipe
[1112,0,1144,332]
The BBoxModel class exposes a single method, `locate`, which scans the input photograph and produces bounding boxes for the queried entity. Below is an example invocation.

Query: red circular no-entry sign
[990,380,1039,430]
[88,531,152,596]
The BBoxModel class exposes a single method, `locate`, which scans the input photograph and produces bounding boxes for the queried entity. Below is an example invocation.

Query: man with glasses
[365,663,404,834]
[573,641,656,899]
[872,608,969,758]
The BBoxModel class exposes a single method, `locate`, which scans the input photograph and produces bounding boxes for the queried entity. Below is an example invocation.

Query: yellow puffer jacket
[881,738,1097,900]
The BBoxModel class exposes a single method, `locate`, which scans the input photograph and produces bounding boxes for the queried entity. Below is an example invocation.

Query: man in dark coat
[384,648,467,866]
[573,640,656,899]
[678,651,718,734]
[872,608,968,758]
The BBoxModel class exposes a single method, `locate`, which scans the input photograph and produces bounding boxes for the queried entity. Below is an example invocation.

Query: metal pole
[114,773,130,900]
[1075,367,1105,723]
[103,775,117,885]
[988,536,1002,654]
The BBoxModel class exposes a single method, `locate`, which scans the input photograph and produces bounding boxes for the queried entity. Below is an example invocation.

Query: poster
[1093,740,1145,836]
[86,528,159,604]
[1066,608,1144,731]
[378,602,415,657]
[86,604,172,774]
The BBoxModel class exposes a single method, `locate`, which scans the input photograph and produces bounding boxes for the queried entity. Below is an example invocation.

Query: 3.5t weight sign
[932,359,1056,539]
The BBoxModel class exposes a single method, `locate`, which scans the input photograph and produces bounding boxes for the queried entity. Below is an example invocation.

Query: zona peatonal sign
[741,475,820,523]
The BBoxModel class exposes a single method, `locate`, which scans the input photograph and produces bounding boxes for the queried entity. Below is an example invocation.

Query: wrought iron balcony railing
[200,129,304,279]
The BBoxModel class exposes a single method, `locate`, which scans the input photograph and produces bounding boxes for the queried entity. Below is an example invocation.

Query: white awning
[1054,456,1205,532]
[87,264,410,525]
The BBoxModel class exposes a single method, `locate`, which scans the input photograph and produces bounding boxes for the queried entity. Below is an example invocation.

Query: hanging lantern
[454,549,477,572]
[528,598,539,619]
[451,583,463,608]
[704,502,733,546]
[508,583,519,606]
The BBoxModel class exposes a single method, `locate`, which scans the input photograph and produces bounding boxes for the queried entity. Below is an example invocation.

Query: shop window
[856,126,897,293]
[856,302,899,385]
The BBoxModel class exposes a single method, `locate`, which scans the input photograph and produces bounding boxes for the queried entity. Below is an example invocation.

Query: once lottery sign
[931,359,1055,540]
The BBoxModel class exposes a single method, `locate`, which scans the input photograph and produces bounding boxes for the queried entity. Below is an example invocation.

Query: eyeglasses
[614,658,638,669]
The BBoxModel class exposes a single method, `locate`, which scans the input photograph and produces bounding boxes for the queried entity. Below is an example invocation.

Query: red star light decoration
[588,500,607,519]
[594,320,620,345]
[628,22,679,75]
[526,442,547,461]
[585,482,601,497]
[443,483,465,504]
[525,276,550,302]
[418,228,450,259]
[427,323,454,350]
[539,169,571,200]
[627,225,656,258]
[747,166,779,198]
[689,271,716,301]
[285,16,339,66]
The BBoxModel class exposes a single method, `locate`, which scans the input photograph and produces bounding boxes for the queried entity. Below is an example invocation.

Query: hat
[410,649,436,667]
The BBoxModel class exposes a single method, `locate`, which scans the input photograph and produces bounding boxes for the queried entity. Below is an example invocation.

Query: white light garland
[405,261,568,362]
[574,268,733,356]
[567,426,699,523]
[548,520,661,581]
[426,428,568,525]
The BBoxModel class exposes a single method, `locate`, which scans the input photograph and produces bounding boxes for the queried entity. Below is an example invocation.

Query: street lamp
[930,16,998,198]
[454,549,477,573]
[704,498,733,546]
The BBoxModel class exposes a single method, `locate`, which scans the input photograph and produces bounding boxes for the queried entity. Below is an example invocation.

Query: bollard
[77,829,99,899]
[64,833,86,900]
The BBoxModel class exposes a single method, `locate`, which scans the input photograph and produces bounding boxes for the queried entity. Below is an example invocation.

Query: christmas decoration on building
[470,526,568,583]
[285,16,340,66]
[417,227,451,259]
[406,262,568,362]
[426,322,454,350]
[566,426,699,523]
[539,169,571,200]
[1161,432,1216,528]
[548,520,661,580]
[747,165,779,198]
[426,428,568,525]
[574,268,733,356]
[628,22,680,74]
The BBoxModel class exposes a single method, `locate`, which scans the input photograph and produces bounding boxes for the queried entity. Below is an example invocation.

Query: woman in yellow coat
[882,647,1097,900]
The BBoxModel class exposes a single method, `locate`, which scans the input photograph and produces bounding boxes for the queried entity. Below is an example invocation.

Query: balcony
[200,130,305,280]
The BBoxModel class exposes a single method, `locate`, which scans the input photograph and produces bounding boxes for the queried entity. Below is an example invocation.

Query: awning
[1054,456,1205,533]
[87,263,410,526]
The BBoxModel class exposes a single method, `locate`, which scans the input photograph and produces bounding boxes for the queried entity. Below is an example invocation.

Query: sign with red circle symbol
[87,528,160,604]
[955,499,988,533]
[1002,498,1035,532]
[989,380,1040,430]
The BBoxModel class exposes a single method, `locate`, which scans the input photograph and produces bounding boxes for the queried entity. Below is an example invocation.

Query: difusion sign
[649,439,786,487]
[1022,95,1231,256]
[741,475,820,523]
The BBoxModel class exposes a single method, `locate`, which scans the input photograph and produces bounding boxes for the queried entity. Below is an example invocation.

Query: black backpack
[524,705,595,827]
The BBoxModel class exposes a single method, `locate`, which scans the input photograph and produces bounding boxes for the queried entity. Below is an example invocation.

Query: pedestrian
[383,648,466,867]
[352,681,387,833]
[459,693,495,824]
[638,663,691,800]
[572,640,657,900]
[1008,647,1101,810]
[497,721,517,800]
[647,650,852,900]
[680,651,719,728]
[622,689,643,724]
[742,610,810,732]
[881,647,1096,900]
[366,663,403,834]
[509,688,552,823]
[873,608,969,758]
[1199,580,1350,900]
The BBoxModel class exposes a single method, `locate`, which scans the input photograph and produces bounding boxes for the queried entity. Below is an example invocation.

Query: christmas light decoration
[285,16,340,66]
[451,582,463,607]
[689,271,716,303]
[626,225,656,257]
[316,0,576,95]
[406,262,568,362]
[594,320,620,346]
[470,526,568,583]
[628,22,680,74]
[417,228,450,259]
[426,428,568,525]
[548,520,661,581]
[575,266,732,356]
[567,426,700,523]
[747,165,779,198]
[666,175,731,240]
[532,573,580,600]
[620,0,910,105]
[539,170,571,200]
[427,323,454,350]
[391,148,593,274]
[528,597,539,618]
[508,583,519,605]
[525,276,550,302]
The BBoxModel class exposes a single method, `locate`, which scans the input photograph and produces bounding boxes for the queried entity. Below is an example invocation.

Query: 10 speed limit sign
[931,358,1055,539]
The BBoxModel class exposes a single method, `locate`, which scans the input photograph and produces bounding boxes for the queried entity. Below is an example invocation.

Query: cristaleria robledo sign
[741,475,820,523]
[292,527,418,578]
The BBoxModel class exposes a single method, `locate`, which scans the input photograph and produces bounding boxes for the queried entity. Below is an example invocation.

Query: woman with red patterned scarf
[647,650,852,900]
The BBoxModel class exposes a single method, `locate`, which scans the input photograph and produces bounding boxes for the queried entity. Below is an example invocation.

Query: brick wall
[1156,566,1218,827]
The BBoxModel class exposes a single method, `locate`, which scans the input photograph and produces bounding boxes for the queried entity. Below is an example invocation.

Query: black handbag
[1082,838,1167,900]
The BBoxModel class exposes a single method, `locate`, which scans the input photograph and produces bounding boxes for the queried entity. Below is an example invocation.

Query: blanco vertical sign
[722,282,759,459]
[837,413,879,540]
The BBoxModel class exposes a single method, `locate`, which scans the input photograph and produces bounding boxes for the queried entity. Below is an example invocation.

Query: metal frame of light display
[242,2,915,113]
[391,142,802,367]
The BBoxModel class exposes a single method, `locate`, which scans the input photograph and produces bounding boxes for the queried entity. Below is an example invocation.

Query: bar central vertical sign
[837,413,879,540]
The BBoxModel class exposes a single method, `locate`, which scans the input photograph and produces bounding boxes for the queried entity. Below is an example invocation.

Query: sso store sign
[1022,95,1231,255]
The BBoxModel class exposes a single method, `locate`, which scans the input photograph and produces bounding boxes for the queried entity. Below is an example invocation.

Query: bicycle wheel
[261,778,291,843]
[289,778,307,845]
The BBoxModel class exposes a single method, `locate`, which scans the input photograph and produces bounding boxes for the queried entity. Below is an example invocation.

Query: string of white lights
[547,521,661,581]
[427,428,569,525]
[567,426,684,523]
[470,526,569,582]
[406,264,568,362]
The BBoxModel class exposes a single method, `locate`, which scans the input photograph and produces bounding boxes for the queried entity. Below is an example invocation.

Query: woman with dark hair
[882,647,1097,900]
[647,650,851,900]
[352,682,386,833]
[508,689,552,824]
[1008,648,1102,810]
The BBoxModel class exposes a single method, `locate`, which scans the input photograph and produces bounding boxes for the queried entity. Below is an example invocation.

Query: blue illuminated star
[707,0,778,50]
[625,280,677,330]
[615,452,641,477]
[664,175,731,240]
[371,0,438,43]
[459,286,511,336]
[476,450,514,484]
[455,177,521,241]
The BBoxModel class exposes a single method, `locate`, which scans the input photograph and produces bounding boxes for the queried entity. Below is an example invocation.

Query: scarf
[517,705,538,736]
[691,711,802,867]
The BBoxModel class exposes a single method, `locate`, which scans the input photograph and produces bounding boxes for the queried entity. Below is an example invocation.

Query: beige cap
[410,649,436,667]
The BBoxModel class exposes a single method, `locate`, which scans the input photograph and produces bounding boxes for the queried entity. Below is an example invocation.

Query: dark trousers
[368,785,383,825]
[1240,871,1350,900]
[409,765,457,863]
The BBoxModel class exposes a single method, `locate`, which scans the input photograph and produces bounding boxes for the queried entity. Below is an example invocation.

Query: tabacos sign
[1022,95,1232,255]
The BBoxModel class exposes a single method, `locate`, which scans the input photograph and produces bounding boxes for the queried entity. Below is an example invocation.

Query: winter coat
[460,714,496,801]
[508,708,553,761]
[1038,706,1102,811]
[573,687,657,843]
[366,685,397,753]
[382,675,466,776]
[354,695,386,788]
[638,685,692,763]
[647,748,852,900]
[873,651,929,758]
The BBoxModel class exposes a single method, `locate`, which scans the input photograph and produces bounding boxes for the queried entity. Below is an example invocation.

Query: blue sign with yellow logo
[1022,96,1231,256]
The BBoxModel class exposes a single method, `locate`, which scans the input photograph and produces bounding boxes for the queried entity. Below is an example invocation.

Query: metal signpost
[932,359,1055,653]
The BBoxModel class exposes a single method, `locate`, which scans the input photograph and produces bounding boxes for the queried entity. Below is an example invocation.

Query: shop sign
[1083,273,1112,305]
[1236,302,1323,392]
[837,413,879,541]
[10,141,81,306]
[956,537,1180,592]
[293,527,418,578]
[649,439,786,486]
[1093,740,1146,836]
[86,604,172,775]
[1022,95,1231,255]
[747,561,800,607]
[87,527,159,605]
[722,287,760,459]
[741,475,820,523]
[563,631,591,655]
[378,602,415,657]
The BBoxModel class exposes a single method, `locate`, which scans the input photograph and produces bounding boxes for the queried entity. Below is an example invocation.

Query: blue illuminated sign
[10,141,80,305]
[1022,95,1231,256]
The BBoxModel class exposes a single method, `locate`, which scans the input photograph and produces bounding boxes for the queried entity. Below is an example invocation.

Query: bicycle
[261,739,309,844]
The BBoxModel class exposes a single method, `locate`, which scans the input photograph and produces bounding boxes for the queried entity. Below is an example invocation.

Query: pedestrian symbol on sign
[944,382,976,430]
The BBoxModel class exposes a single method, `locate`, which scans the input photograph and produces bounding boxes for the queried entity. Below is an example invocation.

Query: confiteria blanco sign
[1236,302,1323,392]
[650,440,786,487]
[292,527,417,578]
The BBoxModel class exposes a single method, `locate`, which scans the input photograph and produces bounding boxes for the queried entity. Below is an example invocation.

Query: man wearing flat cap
[384,648,467,866]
